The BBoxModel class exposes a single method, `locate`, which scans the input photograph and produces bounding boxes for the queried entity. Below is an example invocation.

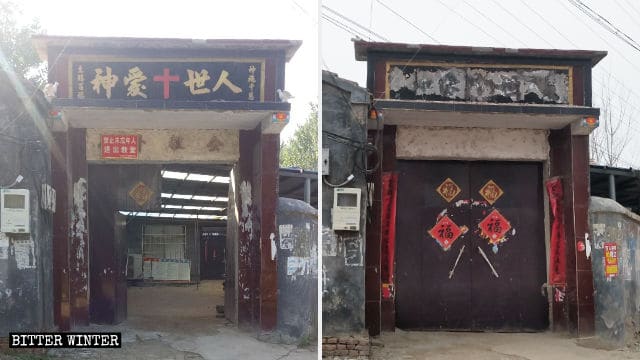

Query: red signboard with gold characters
[101,134,139,159]
[478,209,512,245]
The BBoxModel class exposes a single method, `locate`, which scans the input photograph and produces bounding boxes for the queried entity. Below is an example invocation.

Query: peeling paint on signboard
[388,64,570,104]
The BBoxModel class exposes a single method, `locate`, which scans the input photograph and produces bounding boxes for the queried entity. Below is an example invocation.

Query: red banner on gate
[546,177,566,285]
[381,172,398,299]
[101,134,139,159]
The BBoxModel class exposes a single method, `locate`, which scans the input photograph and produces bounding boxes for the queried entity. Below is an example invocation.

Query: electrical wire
[556,0,640,76]
[433,0,506,46]
[322,13,370,40]
[568,0,640,53]
[460,0,528,47]
[323,174,354,187]
[489,0,555,48]
[374,0,439,43]
[323,5,389,42]
[518,0,579,48]
[623,0,640,21]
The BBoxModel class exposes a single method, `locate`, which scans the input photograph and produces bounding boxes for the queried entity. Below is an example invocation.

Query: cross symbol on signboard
[153,68,180,99]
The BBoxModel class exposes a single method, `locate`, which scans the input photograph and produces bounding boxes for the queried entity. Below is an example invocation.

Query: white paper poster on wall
[287,256,306,276]
[13,239,36,269]
[322,227,337,256]
[0,232,9,260]
[279,224,294,250]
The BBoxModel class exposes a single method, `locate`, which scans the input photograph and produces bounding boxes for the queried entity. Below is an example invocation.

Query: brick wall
[322,335,370,359]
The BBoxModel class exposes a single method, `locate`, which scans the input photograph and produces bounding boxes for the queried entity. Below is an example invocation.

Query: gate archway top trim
[51,101,290,133]
[374,100,599,134]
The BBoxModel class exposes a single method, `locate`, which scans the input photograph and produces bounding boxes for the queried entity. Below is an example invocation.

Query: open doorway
[88,163,230,332]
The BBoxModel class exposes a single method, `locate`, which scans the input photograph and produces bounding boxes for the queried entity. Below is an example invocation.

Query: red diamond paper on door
[479,180,504,205]
[428,215,463,251]
[436,178,461,203]
[479,209,511,245]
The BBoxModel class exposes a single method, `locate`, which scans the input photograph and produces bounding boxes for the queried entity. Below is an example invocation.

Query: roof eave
[354,40,607,67]
[32,35,302,62]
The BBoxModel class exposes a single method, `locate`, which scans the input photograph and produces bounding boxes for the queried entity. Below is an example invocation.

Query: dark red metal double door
[395,161,548,331]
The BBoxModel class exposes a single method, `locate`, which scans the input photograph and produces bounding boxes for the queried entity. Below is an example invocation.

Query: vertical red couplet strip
[546,177,566,285]
[381,172,398,298]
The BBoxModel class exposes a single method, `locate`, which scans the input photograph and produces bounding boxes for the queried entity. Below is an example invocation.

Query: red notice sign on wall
[101,134,139,159]
[604,242,618,279]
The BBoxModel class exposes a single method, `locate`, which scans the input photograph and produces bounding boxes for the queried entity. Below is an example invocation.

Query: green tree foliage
[0,1,46,84]
[280,103,318,171]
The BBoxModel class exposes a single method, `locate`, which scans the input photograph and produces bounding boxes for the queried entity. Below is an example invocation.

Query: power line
[612,0,640,32]
[434,0,506,46]
[489,0,555,48]
[368,0,375,42]
[322,13,370,40]
[555,1,640,87]
[323,5,389,41]
[431,0,461,35]
[460,0,528,47]
[374,0,439,43]
[568,0,640,53]
[519,0,578,47]
[622,0,640,20]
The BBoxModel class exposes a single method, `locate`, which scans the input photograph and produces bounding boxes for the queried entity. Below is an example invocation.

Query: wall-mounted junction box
[1,189,30,233]
[331,187,361,231]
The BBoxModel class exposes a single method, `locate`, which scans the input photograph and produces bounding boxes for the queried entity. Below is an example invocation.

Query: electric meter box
[331,187,361,231]
[1,189,30,233]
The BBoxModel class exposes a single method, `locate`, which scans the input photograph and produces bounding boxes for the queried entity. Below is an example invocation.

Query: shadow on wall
[0,70,54,335]
[590,196,640,348]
